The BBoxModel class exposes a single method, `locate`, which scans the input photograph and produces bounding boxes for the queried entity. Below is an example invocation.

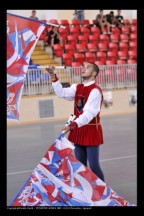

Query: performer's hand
[46,66,55,74]
[62,125,71,134]
[62,122,78,134]
[46,66,58,82]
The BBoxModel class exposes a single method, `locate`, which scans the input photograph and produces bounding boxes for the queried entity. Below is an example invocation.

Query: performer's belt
[88,123,100,125]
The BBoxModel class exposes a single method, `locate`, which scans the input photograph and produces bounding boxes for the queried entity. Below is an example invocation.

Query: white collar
[83,80,95,86]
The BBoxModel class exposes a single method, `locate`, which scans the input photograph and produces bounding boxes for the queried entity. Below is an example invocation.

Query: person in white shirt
[46,62,105,181]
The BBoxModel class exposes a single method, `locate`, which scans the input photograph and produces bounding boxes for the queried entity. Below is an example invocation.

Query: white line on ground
[7,155,136,176]
[100,155,136,162]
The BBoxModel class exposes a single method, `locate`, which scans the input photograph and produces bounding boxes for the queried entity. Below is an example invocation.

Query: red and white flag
[7,13,46,121]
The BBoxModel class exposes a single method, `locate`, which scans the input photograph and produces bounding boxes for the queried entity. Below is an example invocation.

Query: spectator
[30,10,39,20]
[115,10,125,28]
[73,10,85,25]
[95,10,111,34]
[106,11,119,32]
[47,26,62,47]
[46,26,62,58]
[106,11,115,26]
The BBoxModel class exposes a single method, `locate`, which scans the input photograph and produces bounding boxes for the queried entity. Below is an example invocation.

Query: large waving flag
[7,13,46,121]
[9,134,136,206]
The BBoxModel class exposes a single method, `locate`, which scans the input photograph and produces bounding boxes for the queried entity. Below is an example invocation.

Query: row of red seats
[54,41,137,60]
[45,18,137,31]
[61,51,136,66]
[56,38,137,51]
[39,20,137,42]
[71,59,136,67]
[40,26,137,42]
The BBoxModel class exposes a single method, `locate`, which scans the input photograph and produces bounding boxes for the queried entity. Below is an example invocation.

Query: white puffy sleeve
[52,80,76,101]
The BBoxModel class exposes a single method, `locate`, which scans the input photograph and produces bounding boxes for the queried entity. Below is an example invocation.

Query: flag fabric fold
[9,133,136,206]
[7,13,46,121]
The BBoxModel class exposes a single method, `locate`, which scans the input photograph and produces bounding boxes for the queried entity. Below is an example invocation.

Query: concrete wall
[7,10,137,23]
[7,89,137,125]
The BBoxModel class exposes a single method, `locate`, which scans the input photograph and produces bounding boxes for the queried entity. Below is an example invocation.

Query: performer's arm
[46,66,76,101]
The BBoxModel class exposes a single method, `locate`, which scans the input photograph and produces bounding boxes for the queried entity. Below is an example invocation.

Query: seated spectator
[95,10,111,34]
[46,26,63,58]
[115,10,125,29]
[30,10,39,20]
[106,11,119,31]
[47,26,62,47]
[106,11,116,27]
[73,10,85,25]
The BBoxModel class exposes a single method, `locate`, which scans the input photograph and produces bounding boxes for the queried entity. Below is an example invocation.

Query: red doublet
[68,83,104,146]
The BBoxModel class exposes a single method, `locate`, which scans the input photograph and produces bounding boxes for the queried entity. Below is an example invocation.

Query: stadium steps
[31,45,60,66]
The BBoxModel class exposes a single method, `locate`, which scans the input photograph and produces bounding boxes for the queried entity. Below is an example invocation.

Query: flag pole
[46,22,66,29]
[36,66,67,69]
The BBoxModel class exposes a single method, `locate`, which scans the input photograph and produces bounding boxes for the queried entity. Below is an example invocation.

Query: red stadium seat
[87,43,97,53]
[76,44,86,53]
[119,34,129,43]
[109,42,119,54]
[111,27,121,36]
[130,25,137,33]
[59,28,69,40]
[91,26,100,37]
[80,27,90,38]
[82,19,90,27]
[98,42,108,52]
[110,34,119,43]
[117,51,128,60]
[106,60,116,65]
[119,42,129,53]
[99,34,109,46]
[85,52,95,62]
[89,35,99,45]
[128,50,137,60]
[95,60,105,66]
[61,20,70,31]
[49,19,59,25]
[78,35,88,46]
[74,53,85,65]
[67,35,77,47]
[117,60,126,65]
[130,33,137,42]
[131,19,137,26]
[62,53,73,66]
[121,26,130,34]
[97,52,106,64]
[107,51,117,64]
[72,62,82,67]
[53,44,63,57]
[127,59,136,64]
[123,19,131,27]
[71,19,81,31]
[129,42,137,51]
[69,27,79,38]
[64,44,75,56]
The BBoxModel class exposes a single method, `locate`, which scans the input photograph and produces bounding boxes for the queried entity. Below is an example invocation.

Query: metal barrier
[22,64,137,96]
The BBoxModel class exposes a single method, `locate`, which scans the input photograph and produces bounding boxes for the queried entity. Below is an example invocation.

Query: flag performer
[46,62,105,182]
